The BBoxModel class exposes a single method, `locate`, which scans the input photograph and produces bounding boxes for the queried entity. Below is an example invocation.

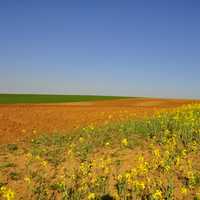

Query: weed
[0,162,16,170]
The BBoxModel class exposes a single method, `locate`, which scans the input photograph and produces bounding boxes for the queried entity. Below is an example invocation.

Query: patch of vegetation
[7,144,18,152]
[9,172,21,181]
[0,94,132,104]
[0,162,16,170]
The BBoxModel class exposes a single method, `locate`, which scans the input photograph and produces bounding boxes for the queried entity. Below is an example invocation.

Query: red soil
[0,98,198,144]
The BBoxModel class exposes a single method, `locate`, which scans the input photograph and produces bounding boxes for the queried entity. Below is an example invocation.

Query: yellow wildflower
[105,142,110,146]
[153,149,160,157]
[24,176,31,185]
[42,160,48,167]
[79,137,84,143]
[88,192,96,200]
[121,138,128,147]
[181,149,187,157]
[0,187,15,200]
[134,181,145,191]
[181,187,187,195]
[117,174,123,181]
[152,189,162,200]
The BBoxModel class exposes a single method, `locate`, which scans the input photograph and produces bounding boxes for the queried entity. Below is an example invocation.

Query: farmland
[0,94,129,104]
[0,97,200,199]
[0,97,195,144]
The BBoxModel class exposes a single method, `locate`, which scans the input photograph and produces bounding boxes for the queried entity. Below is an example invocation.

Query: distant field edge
[0,94,136,104]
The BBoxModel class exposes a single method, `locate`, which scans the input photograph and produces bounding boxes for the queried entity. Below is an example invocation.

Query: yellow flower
[163,164,170,172]
[181,187,187,195]
[181,149,187,157]
[105,142,110,146]
[117,174,123,181]
[26,153,32,158]
[24,176,31,185]
[42,160,48,167]
[35,155,41,160]
[125,172,131,179]
[79,137,84,143]
[88,192,96,200]
[153,149,160,157]
[0,187,15,200]
[138,155,144,162]
[152,189,162,200]
[121,138,128,146]
[134,181,145,191]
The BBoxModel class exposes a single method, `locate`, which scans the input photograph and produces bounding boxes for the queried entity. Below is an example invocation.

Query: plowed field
[0,98,197,144]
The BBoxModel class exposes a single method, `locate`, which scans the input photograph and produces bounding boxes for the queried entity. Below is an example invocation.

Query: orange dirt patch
[0,98,198,144]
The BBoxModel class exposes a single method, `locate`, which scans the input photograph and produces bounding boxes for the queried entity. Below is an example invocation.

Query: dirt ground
[0,98,198,144]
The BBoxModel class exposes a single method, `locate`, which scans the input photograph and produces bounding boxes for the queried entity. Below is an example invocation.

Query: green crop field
[0,94,131,104]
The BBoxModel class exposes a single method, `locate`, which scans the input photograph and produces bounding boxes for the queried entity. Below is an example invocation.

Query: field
[0,97,195,144]
[0,97,200,200]
[0,94,130,104]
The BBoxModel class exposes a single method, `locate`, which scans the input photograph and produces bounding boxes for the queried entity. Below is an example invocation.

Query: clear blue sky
[0,0,200,98]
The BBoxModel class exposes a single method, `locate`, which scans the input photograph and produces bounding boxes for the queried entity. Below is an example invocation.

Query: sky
[0,0,200,98]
